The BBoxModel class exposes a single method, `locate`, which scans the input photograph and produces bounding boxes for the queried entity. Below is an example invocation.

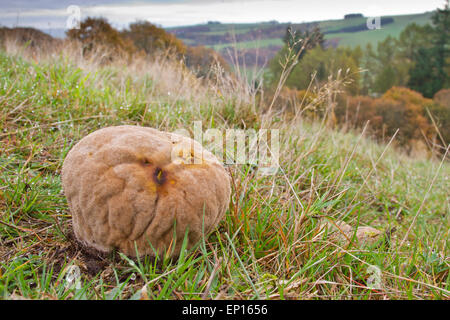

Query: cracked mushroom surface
[61,125,231,257]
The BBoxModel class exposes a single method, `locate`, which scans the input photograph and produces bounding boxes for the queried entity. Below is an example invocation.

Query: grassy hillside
[323,12,434,47]
[168,12,434,66]
[169,12,433,48]
[0,42,449,299]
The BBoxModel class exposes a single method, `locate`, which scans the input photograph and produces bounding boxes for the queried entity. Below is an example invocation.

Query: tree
[277,46,361,94]
[184,45,229,78]
[360,43,377,95]
[374,65,398,94]
[267,27,325,88]
[408,48,441,98]
[121,21,186,57]
[408,1,449,97]
[397,23,434,62]
[66,17,136,60]
[282,26,324,61]
[430,0,450,90]
[372,36,410,93]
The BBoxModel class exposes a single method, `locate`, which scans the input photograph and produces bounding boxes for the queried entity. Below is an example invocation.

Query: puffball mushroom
[61,125,231,258]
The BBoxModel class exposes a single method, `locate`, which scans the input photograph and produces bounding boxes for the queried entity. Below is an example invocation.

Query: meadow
[0,40,449,300]
[168,12,433,50]
[323,12,434,47]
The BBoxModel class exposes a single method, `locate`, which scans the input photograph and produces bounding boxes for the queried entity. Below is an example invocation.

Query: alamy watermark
[366,16,382,30]
[64,265,81,290]
[66,5,81,30]
[171,122,280,175]
[366,264,382,289]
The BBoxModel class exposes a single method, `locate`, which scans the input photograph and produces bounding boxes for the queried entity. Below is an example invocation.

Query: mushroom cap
[61,125,231,257]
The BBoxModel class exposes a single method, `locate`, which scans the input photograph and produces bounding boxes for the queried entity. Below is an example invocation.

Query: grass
[212,38,283,51]
[168,22,277,35]
[323,12,434,48]
[0,41,449,300]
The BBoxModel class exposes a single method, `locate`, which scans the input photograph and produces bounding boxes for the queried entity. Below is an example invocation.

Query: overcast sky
[0,0,445,31]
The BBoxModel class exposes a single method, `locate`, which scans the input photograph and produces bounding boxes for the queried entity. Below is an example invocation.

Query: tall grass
[0,39,448,300]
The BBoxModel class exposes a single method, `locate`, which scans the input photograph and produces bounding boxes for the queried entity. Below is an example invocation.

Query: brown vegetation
[122,21,186,57]
[66,17,136,62]
[334,87,448,152]
[0,27,60,55]
[66,18,230,76]
[271,85,448,155]
[185,45,230,77]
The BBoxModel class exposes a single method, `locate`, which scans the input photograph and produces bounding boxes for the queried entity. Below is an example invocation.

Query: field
[212,38,283,51]
[323,12,434,47]
[168,12,434,67]
[0,42,449,300]
[169,12,433,49]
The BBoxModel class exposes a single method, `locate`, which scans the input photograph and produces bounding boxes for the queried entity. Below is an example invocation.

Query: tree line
[66,17,229,78]
[266,2,449,154]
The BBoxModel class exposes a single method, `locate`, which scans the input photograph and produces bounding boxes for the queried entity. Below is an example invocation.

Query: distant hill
[167,11,434,67]
[0,26,57,47]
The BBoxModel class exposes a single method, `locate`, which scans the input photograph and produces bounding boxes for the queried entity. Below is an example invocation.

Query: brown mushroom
[61,125,231,258]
